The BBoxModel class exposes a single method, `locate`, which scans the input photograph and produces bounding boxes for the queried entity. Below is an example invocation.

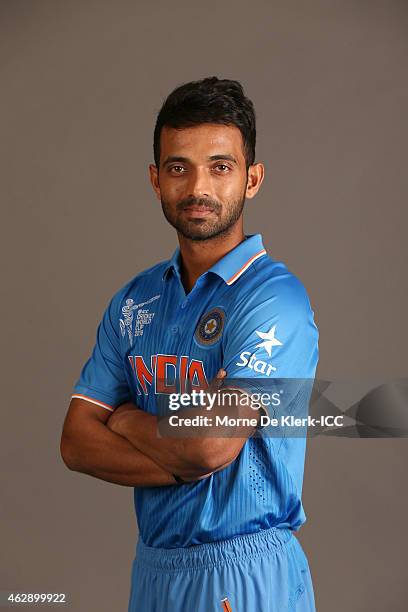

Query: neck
[177,223,245,293]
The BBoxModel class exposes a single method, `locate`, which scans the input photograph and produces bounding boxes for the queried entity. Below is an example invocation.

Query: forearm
[61,417,175,488]
[109,407,207,478]
[108,397,259,477]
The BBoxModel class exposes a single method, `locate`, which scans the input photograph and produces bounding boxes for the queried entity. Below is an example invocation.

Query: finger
[216,368,227,378]
[211,368,227,392]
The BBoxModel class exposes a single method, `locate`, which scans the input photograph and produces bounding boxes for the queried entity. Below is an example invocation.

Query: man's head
[149,77,264,241]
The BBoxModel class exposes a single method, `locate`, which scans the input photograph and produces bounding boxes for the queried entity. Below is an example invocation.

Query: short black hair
[153,76,256,169]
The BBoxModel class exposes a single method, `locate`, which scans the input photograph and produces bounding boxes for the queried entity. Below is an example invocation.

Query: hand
[178,471,215,483]
[210,367,227,391]
[174,369,234,484]
[176,453,236,484]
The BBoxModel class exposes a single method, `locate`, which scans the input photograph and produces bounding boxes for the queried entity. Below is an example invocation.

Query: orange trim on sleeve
[71,394,115,412]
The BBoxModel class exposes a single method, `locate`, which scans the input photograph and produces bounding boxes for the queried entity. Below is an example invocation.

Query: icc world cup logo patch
[195,308,225,346]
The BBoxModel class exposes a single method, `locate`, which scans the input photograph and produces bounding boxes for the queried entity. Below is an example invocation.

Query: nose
[187,167,210,199]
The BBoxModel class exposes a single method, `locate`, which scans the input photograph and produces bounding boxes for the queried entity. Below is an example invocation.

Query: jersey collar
[162,234,267,286]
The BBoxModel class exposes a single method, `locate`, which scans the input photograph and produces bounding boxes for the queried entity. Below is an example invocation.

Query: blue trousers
[128,527,316,611]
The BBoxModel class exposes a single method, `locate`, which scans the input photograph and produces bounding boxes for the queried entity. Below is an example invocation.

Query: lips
[183,206,214,217]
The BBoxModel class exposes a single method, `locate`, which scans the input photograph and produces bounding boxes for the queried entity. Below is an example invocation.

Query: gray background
[1,1,407,610]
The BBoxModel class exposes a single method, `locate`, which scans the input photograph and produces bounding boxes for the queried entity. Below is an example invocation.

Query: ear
[245,162,265,199]
[149,164,161,201]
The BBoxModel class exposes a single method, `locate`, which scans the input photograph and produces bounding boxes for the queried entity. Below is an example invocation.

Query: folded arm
[106,382,261,480]
[60,397,195,487]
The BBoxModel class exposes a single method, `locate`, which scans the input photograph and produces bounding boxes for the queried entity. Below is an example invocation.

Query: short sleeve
[222,274,319,404]
[71,292,131,412]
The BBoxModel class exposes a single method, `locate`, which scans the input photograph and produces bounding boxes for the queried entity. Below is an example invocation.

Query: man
[61,77,319,611]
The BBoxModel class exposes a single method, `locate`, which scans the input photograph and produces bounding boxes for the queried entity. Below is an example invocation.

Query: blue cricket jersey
[72,234,319,548]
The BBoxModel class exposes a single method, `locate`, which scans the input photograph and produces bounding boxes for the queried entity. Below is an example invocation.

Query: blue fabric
[128,527,316,611]
[72,234,319,548]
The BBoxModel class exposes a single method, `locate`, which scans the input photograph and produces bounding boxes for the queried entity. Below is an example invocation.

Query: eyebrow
[162,154,238,167]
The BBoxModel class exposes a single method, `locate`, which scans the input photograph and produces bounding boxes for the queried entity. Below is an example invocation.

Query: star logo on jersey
[255,324,283,357]
[235,324,283,376]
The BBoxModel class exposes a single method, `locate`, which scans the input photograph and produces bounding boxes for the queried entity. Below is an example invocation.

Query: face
[149,124,264,241]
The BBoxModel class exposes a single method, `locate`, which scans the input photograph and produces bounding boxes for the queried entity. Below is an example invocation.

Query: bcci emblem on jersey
[195,307,225,346]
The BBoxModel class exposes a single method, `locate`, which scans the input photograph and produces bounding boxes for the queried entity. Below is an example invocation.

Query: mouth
[182,206,215,218]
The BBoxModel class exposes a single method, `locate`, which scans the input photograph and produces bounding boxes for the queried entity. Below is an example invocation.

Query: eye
[169,165,186,174]
[214,164,231,173]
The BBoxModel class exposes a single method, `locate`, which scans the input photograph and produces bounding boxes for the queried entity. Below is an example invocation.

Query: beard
[161,193,246,241]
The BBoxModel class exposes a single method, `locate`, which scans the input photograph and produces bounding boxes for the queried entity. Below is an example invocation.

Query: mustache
[176,196,222,212]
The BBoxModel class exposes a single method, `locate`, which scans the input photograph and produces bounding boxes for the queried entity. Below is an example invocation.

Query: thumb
[211,368,227,391]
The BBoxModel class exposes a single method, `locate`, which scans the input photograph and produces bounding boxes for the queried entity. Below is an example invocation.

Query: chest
[119,278,231,406]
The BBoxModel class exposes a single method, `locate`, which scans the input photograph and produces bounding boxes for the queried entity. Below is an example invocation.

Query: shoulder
[232,253,314,317]
[223,254,319,364]
[102,259,170,318]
